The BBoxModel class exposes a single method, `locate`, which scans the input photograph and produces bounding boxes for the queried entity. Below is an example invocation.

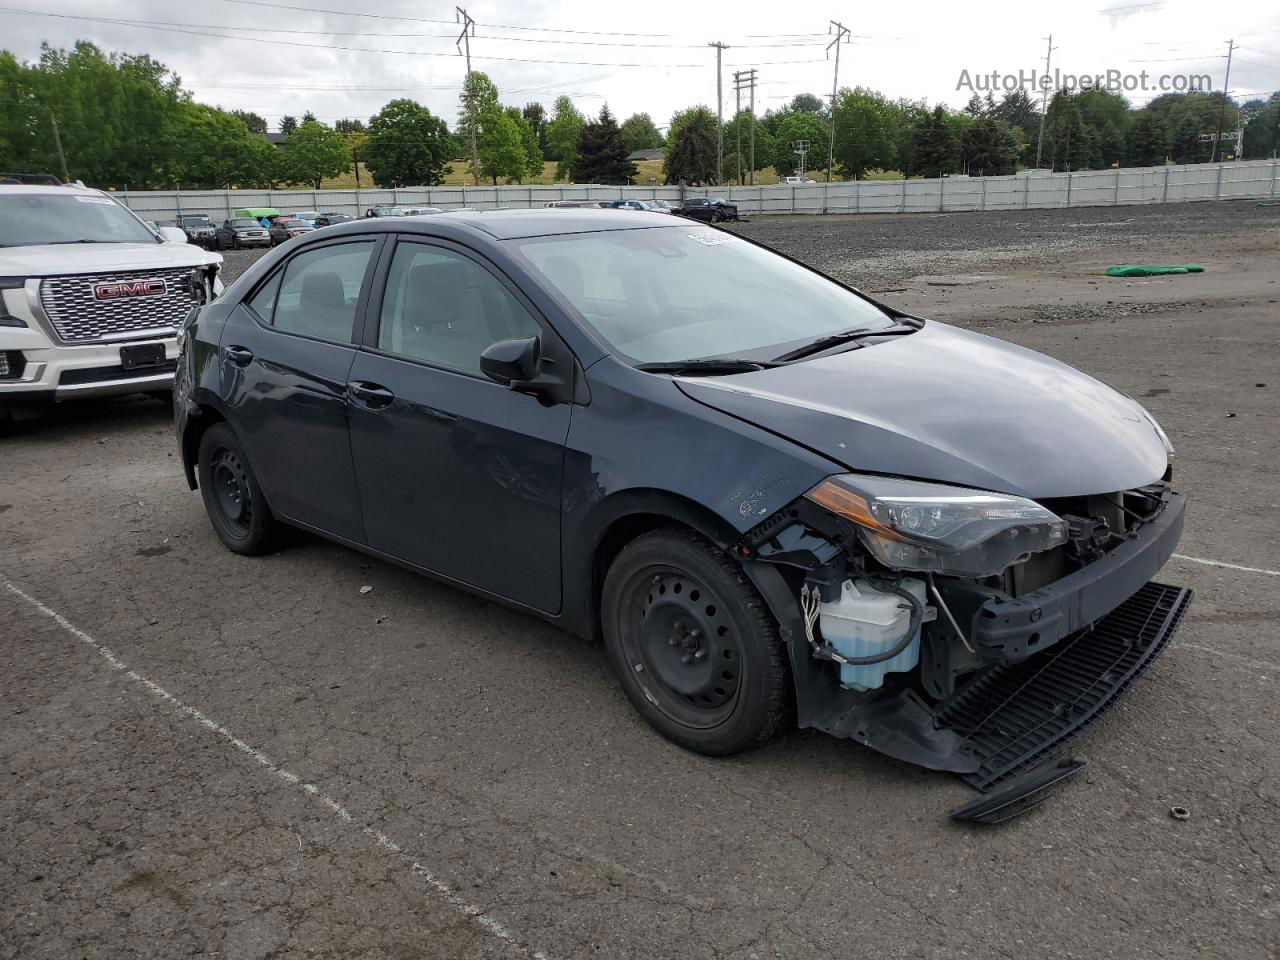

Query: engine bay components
[809,578,931,691]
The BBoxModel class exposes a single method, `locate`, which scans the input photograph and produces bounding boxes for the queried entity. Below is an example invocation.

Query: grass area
[311,158,908,191]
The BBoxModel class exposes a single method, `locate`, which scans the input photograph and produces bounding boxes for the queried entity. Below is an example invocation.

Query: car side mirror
[480,336,539,386]
[157,226,189,244]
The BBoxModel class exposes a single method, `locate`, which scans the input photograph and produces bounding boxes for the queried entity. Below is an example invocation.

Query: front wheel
[602,528,790,755]
[197,422,279,555]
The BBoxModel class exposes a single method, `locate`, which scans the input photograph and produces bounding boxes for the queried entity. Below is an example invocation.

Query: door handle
[224,344,254,367]
[348,380,395,410]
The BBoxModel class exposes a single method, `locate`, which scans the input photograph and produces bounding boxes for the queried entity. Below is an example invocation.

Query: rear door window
[268,241,375,342]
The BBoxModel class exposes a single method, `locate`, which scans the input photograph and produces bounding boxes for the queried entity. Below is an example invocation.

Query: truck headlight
[805,474,1068,578]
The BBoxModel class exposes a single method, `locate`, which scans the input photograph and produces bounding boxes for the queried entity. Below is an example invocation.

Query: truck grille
[39,268,196,343]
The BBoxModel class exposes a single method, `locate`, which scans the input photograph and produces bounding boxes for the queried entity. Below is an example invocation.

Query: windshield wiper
[635,358,772,376]
[772,324,918,363]
[43,239,112,245]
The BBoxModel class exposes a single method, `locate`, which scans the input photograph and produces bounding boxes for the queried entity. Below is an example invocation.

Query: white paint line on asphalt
[2,579,550,960]
[1171,554,1280,577]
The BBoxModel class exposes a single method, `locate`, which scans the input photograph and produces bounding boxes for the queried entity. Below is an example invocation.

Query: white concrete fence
[116,159,1280,223]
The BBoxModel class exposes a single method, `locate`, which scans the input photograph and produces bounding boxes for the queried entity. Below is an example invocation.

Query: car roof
[0,182,111,198]
[421,207,679,240]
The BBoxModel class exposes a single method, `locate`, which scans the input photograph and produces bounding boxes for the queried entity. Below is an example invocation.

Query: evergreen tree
[961,116,1019,175]
[231,110,267,134]
[573,105,636,184]
[911,105,960,176]
[663,106,718,184]
[1125,114,1168,166]
[279,115,297,136]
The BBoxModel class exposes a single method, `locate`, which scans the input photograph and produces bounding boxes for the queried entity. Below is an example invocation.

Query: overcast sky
[2,0,1277,131]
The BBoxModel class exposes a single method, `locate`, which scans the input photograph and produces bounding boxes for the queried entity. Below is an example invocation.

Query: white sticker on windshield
[74,195,115,204]
[687,232,738,246]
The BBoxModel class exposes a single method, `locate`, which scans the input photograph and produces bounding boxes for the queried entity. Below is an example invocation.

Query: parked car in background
[402,206,443,216]
[177,214,217,248]
[780,176,817,185]
[268,217,314,246]
[649,200,678,214]
[608,199,668,213]
[288,210,321,227]
[314,213,353,227]
[215,217,271,250]
[544,200,613,209]
[365,206,406,218]
[1,178,221,426]
[232,207,281,228]
[174,209,1186,817]
[677,197,739,222]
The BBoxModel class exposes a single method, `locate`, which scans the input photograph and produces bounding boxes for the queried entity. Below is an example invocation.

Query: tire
[602,527,790,756]
[197,422,279,555]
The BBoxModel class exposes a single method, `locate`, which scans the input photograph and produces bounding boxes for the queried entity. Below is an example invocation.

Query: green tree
[505,105,543,181]
[832,87,899,179]
[619,112,663,153]
[1242,94,1280,160]
[573,105,636,184]
[334,117,365,134]
[545,95,585,180]
[961,116,1019,175]
[279,119,349,188]
[910,105,960,176]
[1125,113,1168,166]
[522,102,547,153]
[456,71,500,175]
[364,98,452,187]
[476,105,527,184]
[279,115,297,136]
[771,112,828,177]
[231,109,267,134]
[664,108,717,184]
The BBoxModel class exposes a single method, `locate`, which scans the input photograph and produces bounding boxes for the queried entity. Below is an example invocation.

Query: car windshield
[180,216,210,225]
[512,227,897,364]
[292,212,319,219]
[0,192,157,247]
[687,199,708,206]
[230,219,260,228]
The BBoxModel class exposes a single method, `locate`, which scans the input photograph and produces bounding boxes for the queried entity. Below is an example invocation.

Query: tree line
[2,42,1277,191]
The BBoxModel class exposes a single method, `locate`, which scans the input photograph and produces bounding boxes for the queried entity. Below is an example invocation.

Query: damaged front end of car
[738,472,1191,821]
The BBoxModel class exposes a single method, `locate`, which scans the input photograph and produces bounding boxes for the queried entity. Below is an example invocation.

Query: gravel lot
[3,200,1278,960]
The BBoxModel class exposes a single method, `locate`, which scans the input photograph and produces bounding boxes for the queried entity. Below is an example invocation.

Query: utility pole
[1035,34,1057,169]
[826,21,850,182]
[733,70,743,185]
[733,69,758,186]
[456,7,480,186]
[1210,38,1234,164]
[49,114,69,183]
[793,139,810,180]
[709,42,729,185]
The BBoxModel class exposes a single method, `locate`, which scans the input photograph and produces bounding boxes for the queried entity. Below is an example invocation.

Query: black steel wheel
[197,422,278,555]
[603,528,789,755]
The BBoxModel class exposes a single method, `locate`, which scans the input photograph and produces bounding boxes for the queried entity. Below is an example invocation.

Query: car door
[219,235,382,542]
[346,236,573,613]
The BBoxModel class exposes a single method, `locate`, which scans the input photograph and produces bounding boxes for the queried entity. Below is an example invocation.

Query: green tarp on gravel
[1105,265,1205,277]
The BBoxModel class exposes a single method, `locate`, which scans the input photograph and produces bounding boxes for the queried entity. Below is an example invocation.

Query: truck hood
[0,243,221,278]
[676,321,1168,499]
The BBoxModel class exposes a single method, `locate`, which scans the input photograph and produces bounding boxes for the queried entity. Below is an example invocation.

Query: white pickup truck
[0,179,222,425]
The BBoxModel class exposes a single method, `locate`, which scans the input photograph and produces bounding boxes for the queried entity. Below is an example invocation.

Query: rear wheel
[602,528,789,755]
[197,422,279,555]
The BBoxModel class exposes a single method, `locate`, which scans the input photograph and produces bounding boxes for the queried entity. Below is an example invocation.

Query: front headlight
[805,474,1068,578]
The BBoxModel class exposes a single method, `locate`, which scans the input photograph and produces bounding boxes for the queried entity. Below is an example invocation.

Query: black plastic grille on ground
[938,581,1193,792]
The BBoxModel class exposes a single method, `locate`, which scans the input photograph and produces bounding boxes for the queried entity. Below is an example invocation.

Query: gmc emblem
[94,279,166,300]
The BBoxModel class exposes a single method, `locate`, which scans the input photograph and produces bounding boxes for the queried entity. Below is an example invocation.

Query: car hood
[0,243,222,277]
[676,321,1168,499]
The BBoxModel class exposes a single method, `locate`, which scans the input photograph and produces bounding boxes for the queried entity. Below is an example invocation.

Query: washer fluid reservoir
[819,578,929,691]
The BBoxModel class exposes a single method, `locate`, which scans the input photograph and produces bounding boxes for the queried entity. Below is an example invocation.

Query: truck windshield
[0,192,157,247]
[512,227,898,364]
